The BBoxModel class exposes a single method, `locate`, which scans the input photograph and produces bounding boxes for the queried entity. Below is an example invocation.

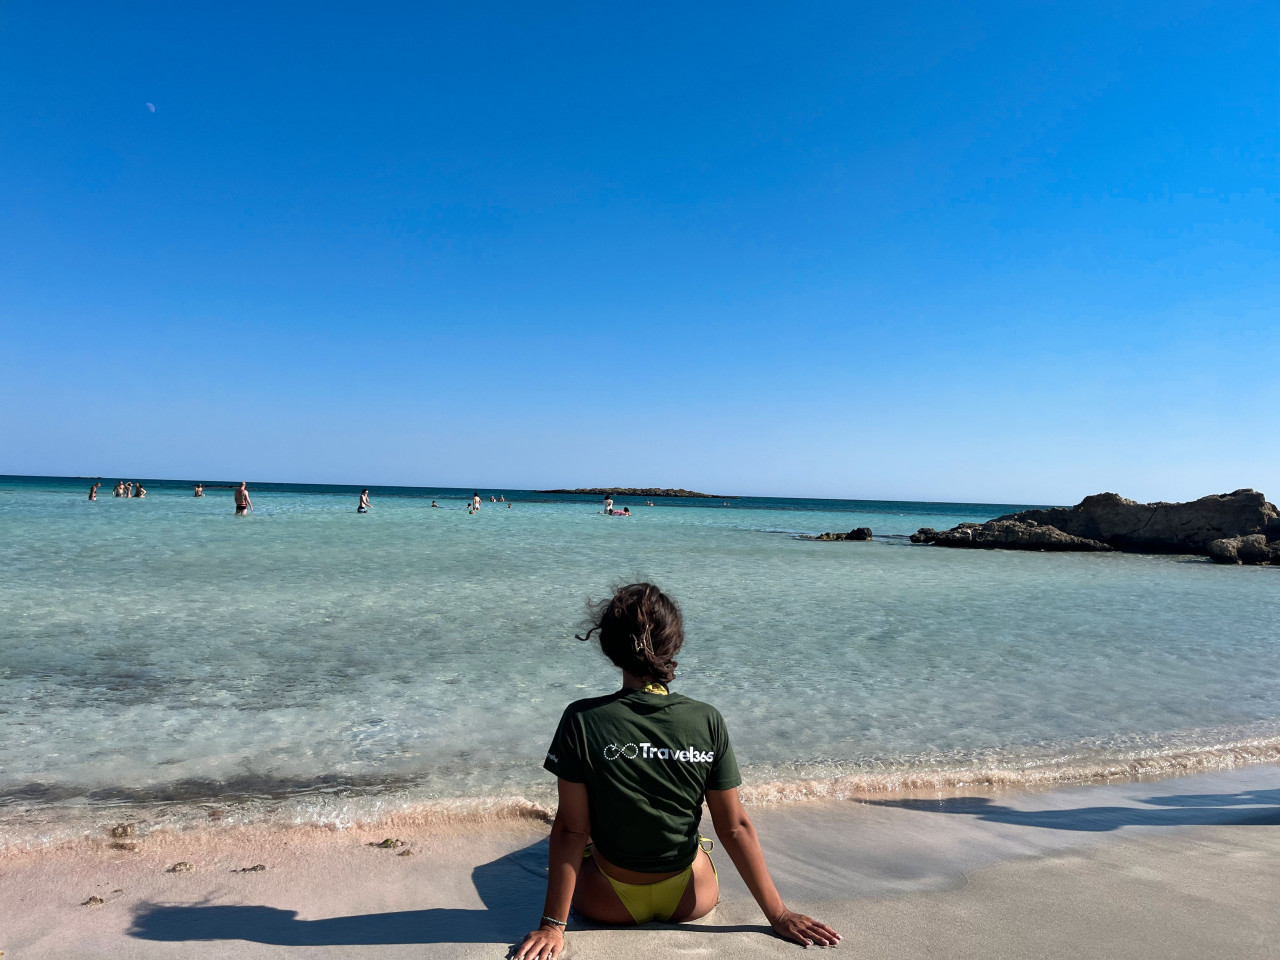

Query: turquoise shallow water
[2,476,1279,836]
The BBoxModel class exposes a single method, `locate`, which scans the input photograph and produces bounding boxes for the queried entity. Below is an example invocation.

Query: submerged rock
[234,864,267,873]
[110,841,139,852]
[915,490,1278,558]
[370,838,406,849]
[813,527,873,541]
[83,896,105,907]
[167,862,193,873]
[110,824,135,838]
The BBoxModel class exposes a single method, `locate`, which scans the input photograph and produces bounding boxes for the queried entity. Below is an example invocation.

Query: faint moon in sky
[146,102,156,113]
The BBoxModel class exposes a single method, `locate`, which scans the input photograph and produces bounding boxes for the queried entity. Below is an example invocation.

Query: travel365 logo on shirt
[603,742,715,763]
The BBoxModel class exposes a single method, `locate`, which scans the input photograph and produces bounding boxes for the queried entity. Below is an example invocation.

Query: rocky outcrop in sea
[811,527,873,541]
[911,489,1279,564]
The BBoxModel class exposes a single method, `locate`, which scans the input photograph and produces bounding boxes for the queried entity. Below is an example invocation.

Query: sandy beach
[4,764,1278,959]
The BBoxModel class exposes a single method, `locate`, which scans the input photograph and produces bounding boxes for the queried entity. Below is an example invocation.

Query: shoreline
[5,729,1280,855]
[3,764,1277,958]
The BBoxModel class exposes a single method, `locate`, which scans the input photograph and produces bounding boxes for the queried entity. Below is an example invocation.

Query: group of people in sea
[467,491,512,514]
[87,483,659,520]
[88,480,147,500]
[602,495,632,517]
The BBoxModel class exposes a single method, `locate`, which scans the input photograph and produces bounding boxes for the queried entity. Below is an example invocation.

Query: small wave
[739,735,1280,803]
[4,735,1279,854]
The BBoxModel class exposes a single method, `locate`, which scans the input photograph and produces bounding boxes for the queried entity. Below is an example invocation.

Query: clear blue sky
[2,2,1276,503]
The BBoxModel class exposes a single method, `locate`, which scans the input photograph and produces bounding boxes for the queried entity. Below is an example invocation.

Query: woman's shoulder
[666,693,729,723]
[558,691,630,719]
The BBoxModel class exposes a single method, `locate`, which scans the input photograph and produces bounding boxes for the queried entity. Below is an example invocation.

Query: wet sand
[3,765,1278,959]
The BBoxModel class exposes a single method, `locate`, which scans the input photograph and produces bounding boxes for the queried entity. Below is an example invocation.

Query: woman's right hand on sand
[513,925,564,960]
[771,908,841,947]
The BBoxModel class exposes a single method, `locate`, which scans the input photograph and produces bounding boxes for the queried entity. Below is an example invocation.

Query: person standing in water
[113,481,124,498]
[234,482,252,515]
[88,482,100,501]
[194,483,204,497]
[134,483,146,498]
[515,584,839,959]
[472,492,482,511]
[604,494,614,515]
[124,482,133,498]
[357,489,370,513]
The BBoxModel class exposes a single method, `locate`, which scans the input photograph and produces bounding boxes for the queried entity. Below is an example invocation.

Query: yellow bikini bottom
[586,839,716,925]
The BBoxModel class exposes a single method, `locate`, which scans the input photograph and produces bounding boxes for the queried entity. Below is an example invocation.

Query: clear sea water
[2,475,1278,842]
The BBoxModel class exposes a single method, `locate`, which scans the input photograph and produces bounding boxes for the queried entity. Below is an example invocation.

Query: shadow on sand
[128,837,770,948]
[866,787,1280,832]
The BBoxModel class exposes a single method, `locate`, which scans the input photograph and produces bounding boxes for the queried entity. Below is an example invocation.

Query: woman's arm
[706,787,841,947]
[515,779,592,960]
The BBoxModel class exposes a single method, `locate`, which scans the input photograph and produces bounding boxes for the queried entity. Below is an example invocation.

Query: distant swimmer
[358,489,370,513]
[194,483,204,497]
[507,502,512,509]
[616,507,632,517]
[234,481,253,515]
[604,494,614,515]
[490,496,497,503]
[646,500,654,507]
[88,482,100,501]
[431,500,440,508]
[134,483,146,499]
[472,492,482,511]
[498,495,505,502]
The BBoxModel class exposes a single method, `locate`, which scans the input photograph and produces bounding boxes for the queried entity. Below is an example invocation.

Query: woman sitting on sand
[516,584,839,960]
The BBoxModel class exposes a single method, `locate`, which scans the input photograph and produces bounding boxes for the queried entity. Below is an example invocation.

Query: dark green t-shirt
[543,689,742,873]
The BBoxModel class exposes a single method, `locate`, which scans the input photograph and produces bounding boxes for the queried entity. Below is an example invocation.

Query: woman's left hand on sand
[513,925,564,960]
[771,908,841,947]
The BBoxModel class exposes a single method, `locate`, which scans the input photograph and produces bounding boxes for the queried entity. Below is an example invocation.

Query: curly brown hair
[576,583,684,685]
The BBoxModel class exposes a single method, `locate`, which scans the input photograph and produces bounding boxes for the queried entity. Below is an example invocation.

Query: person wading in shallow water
[234,482,252,516]
[515,583,839,960]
